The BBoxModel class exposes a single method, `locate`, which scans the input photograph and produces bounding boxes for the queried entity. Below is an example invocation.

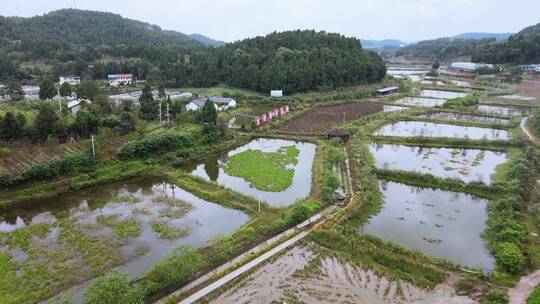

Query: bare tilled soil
[279,102,383,134]
[211,246,477,304]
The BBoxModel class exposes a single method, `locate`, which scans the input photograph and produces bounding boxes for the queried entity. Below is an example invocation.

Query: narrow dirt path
[508,269,540,304]
[521,116,539,145]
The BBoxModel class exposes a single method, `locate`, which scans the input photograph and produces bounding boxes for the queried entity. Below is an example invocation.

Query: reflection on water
[0,177,249,299]
[184,138,316,207]
[477,105,529,117]
[369,143,507,185]
[374,121,511,140]
[361,181,494,270]
[395,97,446,107]
[418,112,510,125]
[420,90,467,99]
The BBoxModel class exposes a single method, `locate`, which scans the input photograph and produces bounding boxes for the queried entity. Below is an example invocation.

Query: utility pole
[258,192,261,214]
[91,135,95,158]
[342,112,346,124]
[166,102,170,125]
[58,98,62,113]
[158,100,162,125]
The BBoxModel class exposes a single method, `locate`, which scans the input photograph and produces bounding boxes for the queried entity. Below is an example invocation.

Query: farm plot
[280,102,383,133]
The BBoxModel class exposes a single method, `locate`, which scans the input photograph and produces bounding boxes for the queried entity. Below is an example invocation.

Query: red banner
[254,105,289,127]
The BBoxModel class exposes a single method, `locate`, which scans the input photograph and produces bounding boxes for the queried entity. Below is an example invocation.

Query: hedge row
[117,131,196,160]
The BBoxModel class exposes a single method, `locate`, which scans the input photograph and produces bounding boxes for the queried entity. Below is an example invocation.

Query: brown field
[517,78,540,98]
[0,136,127,177]
[280,102,383,134]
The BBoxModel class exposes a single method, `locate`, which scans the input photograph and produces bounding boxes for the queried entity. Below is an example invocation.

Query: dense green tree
[158,83,166,99]
[432,60,440,70]
[76,80,100,101]
[0,112,22,142]
[199,99,217,124]
[39,79,57,100]
[74,109,99,137]
[58,82,73,97]
[34,106,59,142]
[84,271,144,304]
[139,85,156,121]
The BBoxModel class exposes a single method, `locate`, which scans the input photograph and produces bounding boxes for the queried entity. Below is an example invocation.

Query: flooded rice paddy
[185,138,316,207]
[420,90,467,99]
[369,143,507,184]
[361,181,495,270]
[383,105,410,112]
[0,177,249,299]
[395,97,447,107]
[477,105,530,116]
[418,112,510,125]
[499,94,536,101]
[374,121,511,140]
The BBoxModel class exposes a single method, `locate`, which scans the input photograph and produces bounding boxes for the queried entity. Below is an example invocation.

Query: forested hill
[0,11,386,94]
[472,23,540,64]
[394,38,493,61]
[214,30,386,93]
[0,9,206,58]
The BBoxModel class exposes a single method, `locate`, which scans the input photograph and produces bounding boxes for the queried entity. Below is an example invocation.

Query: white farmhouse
[59,75,81,86]
[186,96,237,111]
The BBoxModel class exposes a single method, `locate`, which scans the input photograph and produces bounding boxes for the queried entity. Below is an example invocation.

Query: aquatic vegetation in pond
[361,181,494,269]
[186,138,316,207]
[374,121,511,140]
[223,146,299,192]
[369,143,507,184]
[0,178,249,303]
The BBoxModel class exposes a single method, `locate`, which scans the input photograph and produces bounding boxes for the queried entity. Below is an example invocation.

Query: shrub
[18,152,96,183]
[290,205,311,224]
[482,290,509,304]
[150,246,206,289]
[496,242,525,274]
[0,170,11,188]
[84,270,144,304]
[443,93,480,109]
[117,131,195,160]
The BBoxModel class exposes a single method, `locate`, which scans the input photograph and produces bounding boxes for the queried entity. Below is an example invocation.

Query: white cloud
[2,0,539,41]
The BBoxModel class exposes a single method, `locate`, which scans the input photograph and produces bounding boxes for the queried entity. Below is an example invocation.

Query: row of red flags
[255,105,289,127]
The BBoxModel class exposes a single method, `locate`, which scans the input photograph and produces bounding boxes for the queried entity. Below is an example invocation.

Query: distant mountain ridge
[360,39,408,49]
[189,33,225,46]
[451,32,513,41]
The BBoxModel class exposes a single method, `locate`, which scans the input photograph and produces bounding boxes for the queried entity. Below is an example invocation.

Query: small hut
[327,129,350,141]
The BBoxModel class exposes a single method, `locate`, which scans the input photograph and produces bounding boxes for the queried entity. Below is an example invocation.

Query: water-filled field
[420,90,467,99]
[0,177,249,301]
[369,143,507,184]
[186,138,316,207]
[395,97,446,107]
[477,105,530,116]
[418,112,510,125]
[374,121,511,140]
[361,181,494,270]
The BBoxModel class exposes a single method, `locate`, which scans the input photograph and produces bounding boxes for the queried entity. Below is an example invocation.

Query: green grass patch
[96,215,141,238]
[528,284,540,304]
[1,223,50,251]
[222,146,299,191]
[150,221,189,239]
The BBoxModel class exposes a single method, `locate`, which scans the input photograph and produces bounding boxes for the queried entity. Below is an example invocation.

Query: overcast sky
[2,0,540,42]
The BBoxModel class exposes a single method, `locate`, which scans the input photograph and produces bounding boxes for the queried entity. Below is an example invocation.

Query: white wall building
[108,74,133,87]
[186,96,237,111]
[59,75,81,86]
[270,90,283,97]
